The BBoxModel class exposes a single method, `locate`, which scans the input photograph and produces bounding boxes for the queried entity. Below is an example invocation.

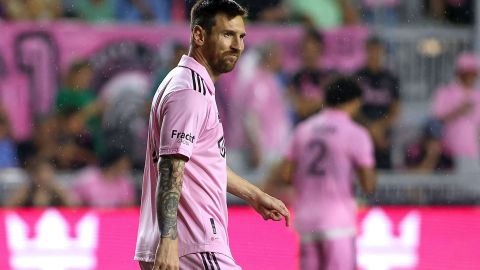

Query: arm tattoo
[156,156,186,240]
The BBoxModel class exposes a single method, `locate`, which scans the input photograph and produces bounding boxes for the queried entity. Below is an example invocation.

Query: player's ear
[192,25,206,47]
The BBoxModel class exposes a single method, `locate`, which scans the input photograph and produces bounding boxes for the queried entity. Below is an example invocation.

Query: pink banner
[0,207,479,270]
[0,22,368,140]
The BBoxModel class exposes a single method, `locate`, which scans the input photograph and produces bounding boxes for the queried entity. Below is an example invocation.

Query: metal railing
[377,26,474,101]
[358,171,480,205]
[1,168,479,206]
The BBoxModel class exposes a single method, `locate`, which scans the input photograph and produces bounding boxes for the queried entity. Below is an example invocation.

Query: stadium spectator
[236,0,289,22]
[228,43,291,184]
[73,150,136,208]
[404,119,454,172]
[288,28,336,125]
[56,60,95,115]
[116,0,172,23]
[431,52,480,173]
[100,71,150,170]
[52,110,96,170]
[3,0,62,21]
[354,36,400,170]
[5,157,74,207]
[0,111,17,168]
[56,60,102,155]
[150,42,188,96]
[16,116,59,168]
[286,0,359,29]
[70,0,116,23]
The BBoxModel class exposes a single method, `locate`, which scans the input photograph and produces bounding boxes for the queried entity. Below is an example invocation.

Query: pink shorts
[138,252,241,270]
[301,237,355,270]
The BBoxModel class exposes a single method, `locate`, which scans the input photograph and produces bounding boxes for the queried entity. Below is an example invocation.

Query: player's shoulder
[163,88,209,110]
[292,115,319,137]
[165,66,210,97]
[349,121,370,140]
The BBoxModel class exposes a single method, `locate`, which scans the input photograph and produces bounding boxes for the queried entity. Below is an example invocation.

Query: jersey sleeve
[351,128,375,168]
[158,90,208,159]
[431,87,449,119]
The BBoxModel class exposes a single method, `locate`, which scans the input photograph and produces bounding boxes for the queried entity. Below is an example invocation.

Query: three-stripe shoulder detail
[191,69,207,96]
[200,252,221,270]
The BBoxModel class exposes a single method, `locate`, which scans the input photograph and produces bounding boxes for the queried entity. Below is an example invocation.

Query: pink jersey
[432,81,480,159]
[135,56,231,262]
[286,109,374,236]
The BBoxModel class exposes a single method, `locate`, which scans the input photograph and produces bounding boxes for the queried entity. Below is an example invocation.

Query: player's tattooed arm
[156,155,186,240]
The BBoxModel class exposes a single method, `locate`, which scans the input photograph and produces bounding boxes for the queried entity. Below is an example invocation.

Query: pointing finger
[284,211,291,227]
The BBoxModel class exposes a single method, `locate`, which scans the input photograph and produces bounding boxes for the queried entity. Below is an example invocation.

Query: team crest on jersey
[218,136,226,158]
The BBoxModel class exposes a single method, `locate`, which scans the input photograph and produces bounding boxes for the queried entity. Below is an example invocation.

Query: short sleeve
[351,128,375,168]
[431,88,448,119]
[158,90,208,159]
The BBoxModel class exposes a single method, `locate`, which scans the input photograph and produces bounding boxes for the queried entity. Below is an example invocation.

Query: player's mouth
[225,55,238,60]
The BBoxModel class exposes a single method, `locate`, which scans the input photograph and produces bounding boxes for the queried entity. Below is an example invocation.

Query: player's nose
[230,36,243,52]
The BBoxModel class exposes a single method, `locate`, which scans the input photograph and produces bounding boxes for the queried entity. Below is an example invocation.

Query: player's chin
[220,59,237,72]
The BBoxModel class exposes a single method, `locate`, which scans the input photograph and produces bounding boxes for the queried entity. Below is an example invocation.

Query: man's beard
[213,54,239,74]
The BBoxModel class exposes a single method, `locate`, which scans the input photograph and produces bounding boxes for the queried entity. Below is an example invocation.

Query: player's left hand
[250,191,290,227]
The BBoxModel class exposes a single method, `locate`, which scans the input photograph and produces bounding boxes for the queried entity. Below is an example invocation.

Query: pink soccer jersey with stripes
[286,109,375,236]
[135,56,232,262]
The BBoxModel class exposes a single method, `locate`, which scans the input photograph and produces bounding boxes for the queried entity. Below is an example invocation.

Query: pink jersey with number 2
[286,109,374,235]
[135,56,231,262]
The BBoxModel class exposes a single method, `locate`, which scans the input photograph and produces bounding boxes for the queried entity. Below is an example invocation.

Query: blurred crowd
[0,0,479,208]
[0,0,475,27]
[1,26,480,208]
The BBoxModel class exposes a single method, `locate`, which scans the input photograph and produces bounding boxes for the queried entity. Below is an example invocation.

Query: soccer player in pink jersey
[270,77,376,270]
[134,1,290,270]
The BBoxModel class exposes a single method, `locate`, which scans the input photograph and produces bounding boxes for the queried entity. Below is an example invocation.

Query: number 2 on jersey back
[307,139,328,176]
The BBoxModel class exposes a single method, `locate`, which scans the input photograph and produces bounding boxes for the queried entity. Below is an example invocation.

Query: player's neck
[331,104,357,118]
[188,49,219,81]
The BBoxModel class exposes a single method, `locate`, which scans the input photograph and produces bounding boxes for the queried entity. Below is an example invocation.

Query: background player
[267,77,376,270]
[134,1,290,270]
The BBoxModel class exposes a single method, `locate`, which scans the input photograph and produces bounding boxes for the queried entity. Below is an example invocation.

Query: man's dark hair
[325,77,363,107]
[190,0,248,32]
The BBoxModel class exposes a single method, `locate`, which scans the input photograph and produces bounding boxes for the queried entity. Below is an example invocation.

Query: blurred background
[0,0,480,269]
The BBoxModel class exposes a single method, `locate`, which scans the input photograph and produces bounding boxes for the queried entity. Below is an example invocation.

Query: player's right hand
[153,238,179,270]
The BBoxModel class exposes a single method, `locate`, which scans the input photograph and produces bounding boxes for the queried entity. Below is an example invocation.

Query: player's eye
[224,32,233,38]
